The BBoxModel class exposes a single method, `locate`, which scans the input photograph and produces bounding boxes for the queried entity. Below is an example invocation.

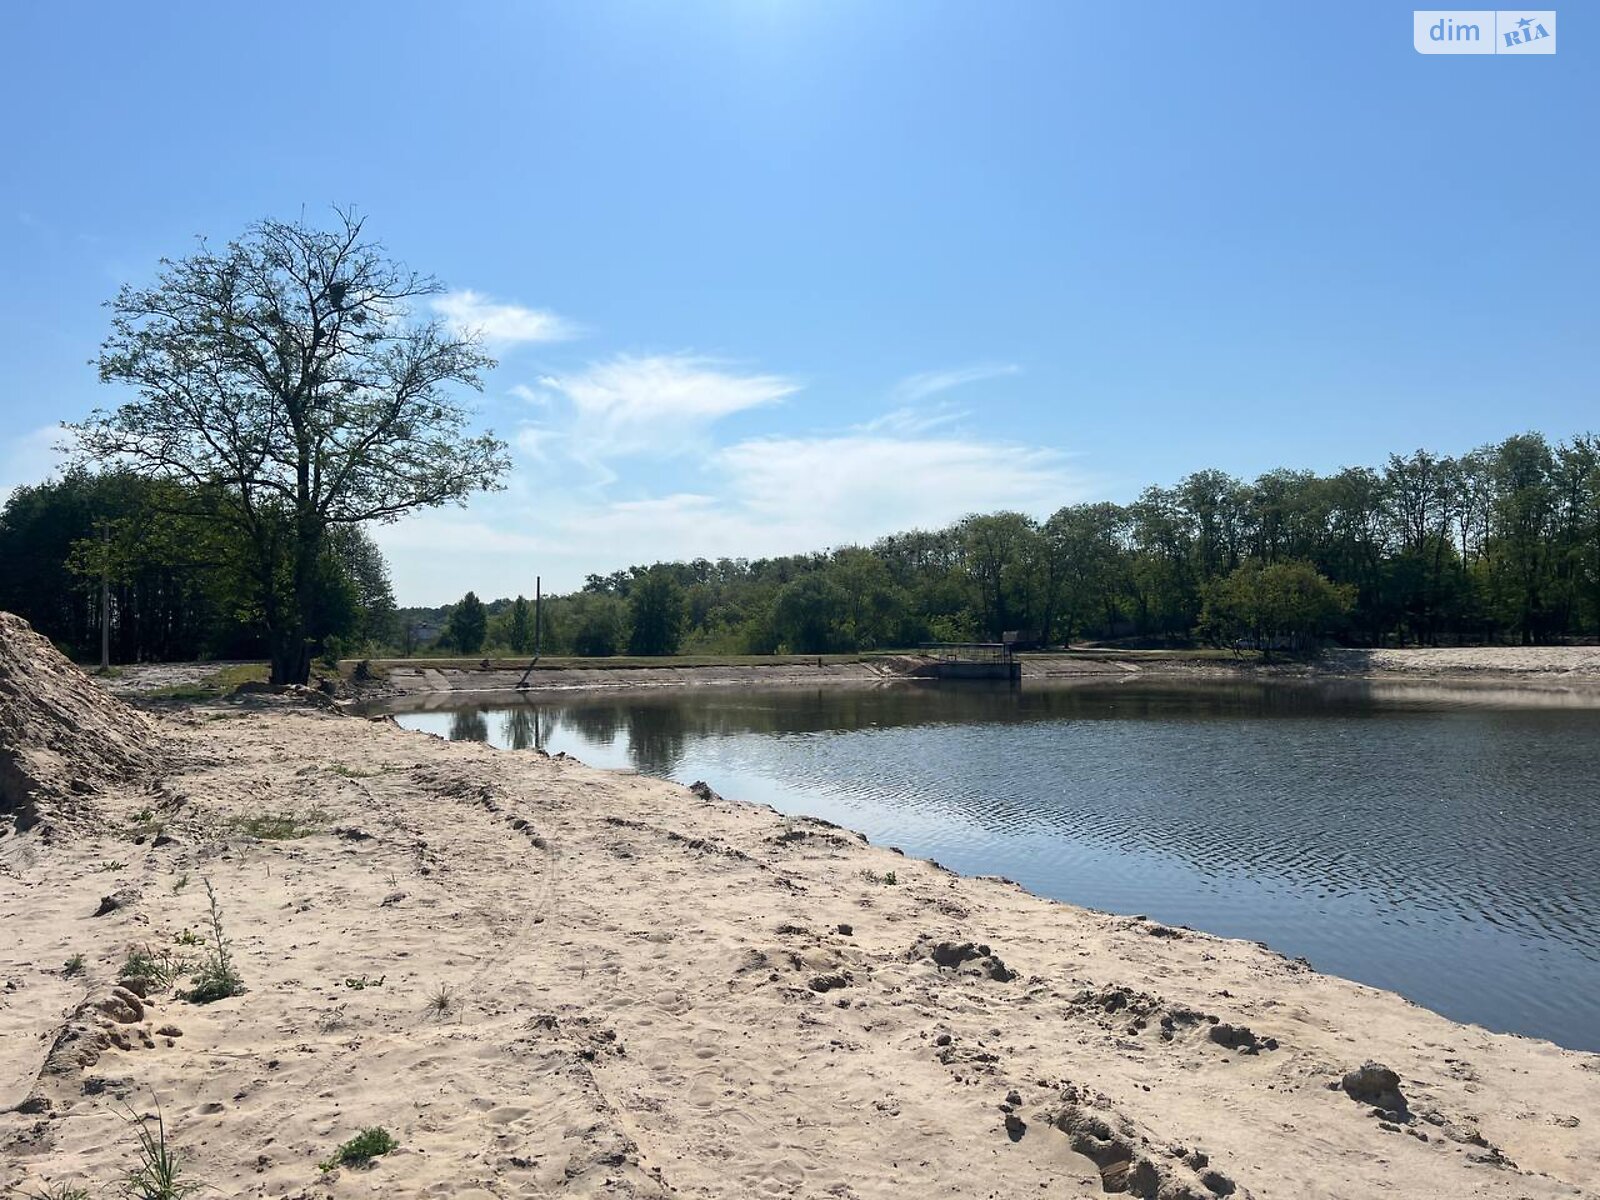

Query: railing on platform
[918,642,1016,665]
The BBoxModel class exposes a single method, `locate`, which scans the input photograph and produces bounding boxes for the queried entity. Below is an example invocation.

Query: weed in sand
[862,869,898,885]
[426,984,457,1017]
[344,974,386,990]
[326,764,378,779]
[171,873,189,895]
[173,928,202,947]
[22,1182,92,1200]
[122,1102,199,1200]
[231,810,324,840]
[319,1127,397,1171]
[122,945,192,990]
[62,953,86,977]
[95,859,129,873]
[182,878,243,1004]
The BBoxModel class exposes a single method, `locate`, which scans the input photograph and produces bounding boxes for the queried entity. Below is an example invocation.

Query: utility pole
[99,521,110,672]
[517,575,543,689]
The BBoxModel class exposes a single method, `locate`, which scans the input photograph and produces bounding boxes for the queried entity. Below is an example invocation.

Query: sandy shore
[365,645,1600,703]
[92,646,1600,709]
[2,698,1597,1199]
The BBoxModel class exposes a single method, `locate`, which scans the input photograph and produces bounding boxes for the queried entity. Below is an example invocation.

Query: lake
[383,678,1600,1051]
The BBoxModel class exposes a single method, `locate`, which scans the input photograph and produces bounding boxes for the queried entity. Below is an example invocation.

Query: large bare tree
[73,210,508,684]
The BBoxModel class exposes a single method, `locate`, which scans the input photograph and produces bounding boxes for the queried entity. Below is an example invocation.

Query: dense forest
[3,431,1597,663]
[0,470,396,663]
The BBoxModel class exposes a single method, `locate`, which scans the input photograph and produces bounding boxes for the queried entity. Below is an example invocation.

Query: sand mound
[0,611,163,834]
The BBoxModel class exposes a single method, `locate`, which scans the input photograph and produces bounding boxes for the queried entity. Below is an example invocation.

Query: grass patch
[22,1183,92,1200]
[94,859,129,873]
[319,1127,397,1170]
[344,974,386,990]
[326,764,379,779]
[231,809,324,840]
[122,945,192,990]
[123,1102,198,1200]
[143,663,269,702]
[141,683,222,703]
[862,869,898,885]
[181,878,244,1004]
[62,953,85,977]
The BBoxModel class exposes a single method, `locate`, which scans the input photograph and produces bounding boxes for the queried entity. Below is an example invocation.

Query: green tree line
[6,430,1597,662]
[416,430,1599,658]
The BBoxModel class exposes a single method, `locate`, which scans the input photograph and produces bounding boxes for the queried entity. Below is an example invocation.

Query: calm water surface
[385,679,1600,1051]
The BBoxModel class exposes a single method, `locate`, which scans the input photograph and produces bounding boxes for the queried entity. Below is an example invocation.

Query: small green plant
[22,1182,92,1200]
[122,945,191,989]
[171,873,190,895]
[861,869,898,885]
[95,859,129,873]
[327,764,378,779]
[319,1127,397,1171]
[182,878,243,1004]
[173,928,202,947]
[123,1102,199,1199]
[344,974,386,990]
[231,810,323,840]
[426,984,457,1017]
[132,807,154,825]
[63,953,86,977]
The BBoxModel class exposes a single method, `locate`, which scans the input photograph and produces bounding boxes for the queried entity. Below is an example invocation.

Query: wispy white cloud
[512,424,559,462]
[538,354,800,458]
[716,433,1074,542]
[508,383,552,406]
[858,362,1022,439]
[518,433,1080,590]
[893,362,1020,403]
[857,403,968,436]
[432,290,580,345]
[375,356,1078,603]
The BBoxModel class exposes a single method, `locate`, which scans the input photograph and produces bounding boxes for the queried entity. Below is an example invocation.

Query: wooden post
[99,522,110,672]
[516,575,544,689]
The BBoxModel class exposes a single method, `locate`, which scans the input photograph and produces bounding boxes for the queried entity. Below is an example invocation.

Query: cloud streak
[374,354,1071,603]
[536,354,800,458]
[893,362,1020,403]
[432,290,580,345]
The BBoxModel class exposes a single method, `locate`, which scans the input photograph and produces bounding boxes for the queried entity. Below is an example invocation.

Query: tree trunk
[269,637,312,686]
[266,520,323,686]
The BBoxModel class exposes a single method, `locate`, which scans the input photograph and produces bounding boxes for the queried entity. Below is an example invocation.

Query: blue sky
[2,2,1594,603]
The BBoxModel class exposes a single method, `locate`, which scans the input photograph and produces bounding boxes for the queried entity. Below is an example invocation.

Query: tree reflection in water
[449,708,490,742]
[500,707,540,751]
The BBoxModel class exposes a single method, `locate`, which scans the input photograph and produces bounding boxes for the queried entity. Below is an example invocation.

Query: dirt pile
[0,611,164,834]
